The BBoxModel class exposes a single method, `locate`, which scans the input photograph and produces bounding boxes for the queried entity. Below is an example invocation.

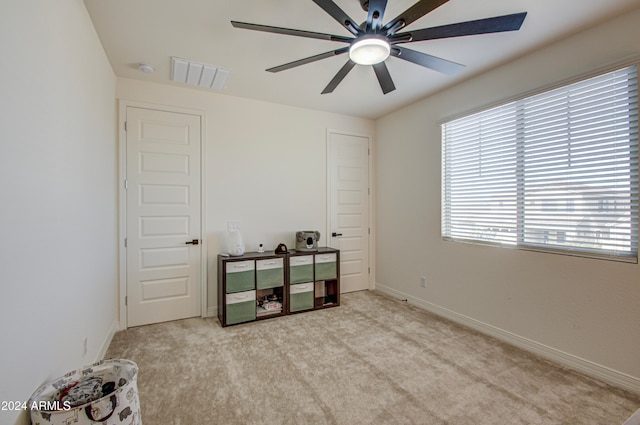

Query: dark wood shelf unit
[218,248,339,326]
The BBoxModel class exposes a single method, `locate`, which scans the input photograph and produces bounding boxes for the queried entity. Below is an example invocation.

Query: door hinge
[124,238,127,248]
[368,227,371,235]
[124,121,127,132]
[125,296,128,306]
[124,179,128,190]
[368,267,370,274]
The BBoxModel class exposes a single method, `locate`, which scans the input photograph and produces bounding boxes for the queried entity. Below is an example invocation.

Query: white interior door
[327,130,370,293]
[125,106,202,327]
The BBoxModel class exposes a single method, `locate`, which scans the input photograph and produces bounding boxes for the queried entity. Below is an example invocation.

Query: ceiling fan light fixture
[349,36,390,65]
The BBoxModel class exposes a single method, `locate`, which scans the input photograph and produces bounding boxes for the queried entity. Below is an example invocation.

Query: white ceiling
[84,0,640,119]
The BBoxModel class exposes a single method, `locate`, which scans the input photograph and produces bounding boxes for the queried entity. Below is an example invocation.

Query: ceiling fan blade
[392,45,464,75]
[267,47,349,73]
[382,0,450,35]
[372,62,396,94]
[312,0,363,36]
[392,12,527,43]
[322,60,357,94]
[366,0,388,32]
[231,21,353,43]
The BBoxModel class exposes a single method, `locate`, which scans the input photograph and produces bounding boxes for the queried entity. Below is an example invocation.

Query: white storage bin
[29,359,141,425]
[315,253,337,264]
[289,255,313,266]
[256,258,283,270]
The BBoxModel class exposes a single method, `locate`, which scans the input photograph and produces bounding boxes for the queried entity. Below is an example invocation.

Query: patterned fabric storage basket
[29,359,141,425]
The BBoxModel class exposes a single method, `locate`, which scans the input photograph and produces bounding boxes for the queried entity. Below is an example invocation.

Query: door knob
[185,239,199,245]
[331,232,343,237]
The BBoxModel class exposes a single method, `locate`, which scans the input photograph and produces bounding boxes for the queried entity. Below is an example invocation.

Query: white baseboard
[206,306,218,318]
[97,319,120,362]
[623,409,640,425]
[375,283,640,395]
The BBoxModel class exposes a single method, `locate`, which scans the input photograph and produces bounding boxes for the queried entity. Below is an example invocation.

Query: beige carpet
[106,291,640,424]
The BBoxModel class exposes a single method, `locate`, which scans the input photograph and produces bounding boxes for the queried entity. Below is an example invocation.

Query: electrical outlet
[420,276,427,288]
[83,337,88,357]
[227,220,241,231]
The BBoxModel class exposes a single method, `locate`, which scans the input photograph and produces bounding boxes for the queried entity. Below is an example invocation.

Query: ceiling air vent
[171,57,230,91]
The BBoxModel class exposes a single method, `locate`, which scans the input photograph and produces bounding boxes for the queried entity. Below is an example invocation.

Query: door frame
[118,100,207,329]
[326,128,375,292]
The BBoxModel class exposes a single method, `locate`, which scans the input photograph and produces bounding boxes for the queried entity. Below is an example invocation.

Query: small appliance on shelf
[226,220,245,256]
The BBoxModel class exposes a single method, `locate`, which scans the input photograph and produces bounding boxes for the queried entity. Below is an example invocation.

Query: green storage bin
[290,264,313,284]
[289,283,314,312]
[256,258,284,289]
[226,260,255,293]
[315,253,337,280]
[315,261,336,280]
[257,268,283,289]
[226,300,256,325]
[226,290,256,325]
[290,255,314,284]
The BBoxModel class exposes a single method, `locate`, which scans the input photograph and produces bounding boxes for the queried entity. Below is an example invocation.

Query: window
[442,65,639,262]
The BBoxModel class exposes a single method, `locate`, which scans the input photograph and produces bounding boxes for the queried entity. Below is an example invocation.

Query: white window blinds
[442,65,638,261]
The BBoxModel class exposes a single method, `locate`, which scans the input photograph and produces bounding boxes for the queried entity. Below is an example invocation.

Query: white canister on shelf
[227,229,245,256]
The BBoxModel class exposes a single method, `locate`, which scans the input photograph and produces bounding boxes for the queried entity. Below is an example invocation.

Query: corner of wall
[97,319,120,361]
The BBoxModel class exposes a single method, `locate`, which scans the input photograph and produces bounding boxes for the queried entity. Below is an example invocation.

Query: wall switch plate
[420,276,427,288]
[227,220,241,231]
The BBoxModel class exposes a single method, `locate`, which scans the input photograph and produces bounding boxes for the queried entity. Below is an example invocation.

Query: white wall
[116,79,374,313]
[376,7,640,392]
[0,1,118,424]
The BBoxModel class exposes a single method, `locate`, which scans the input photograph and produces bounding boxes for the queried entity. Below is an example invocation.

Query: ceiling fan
[231,0,527,94]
